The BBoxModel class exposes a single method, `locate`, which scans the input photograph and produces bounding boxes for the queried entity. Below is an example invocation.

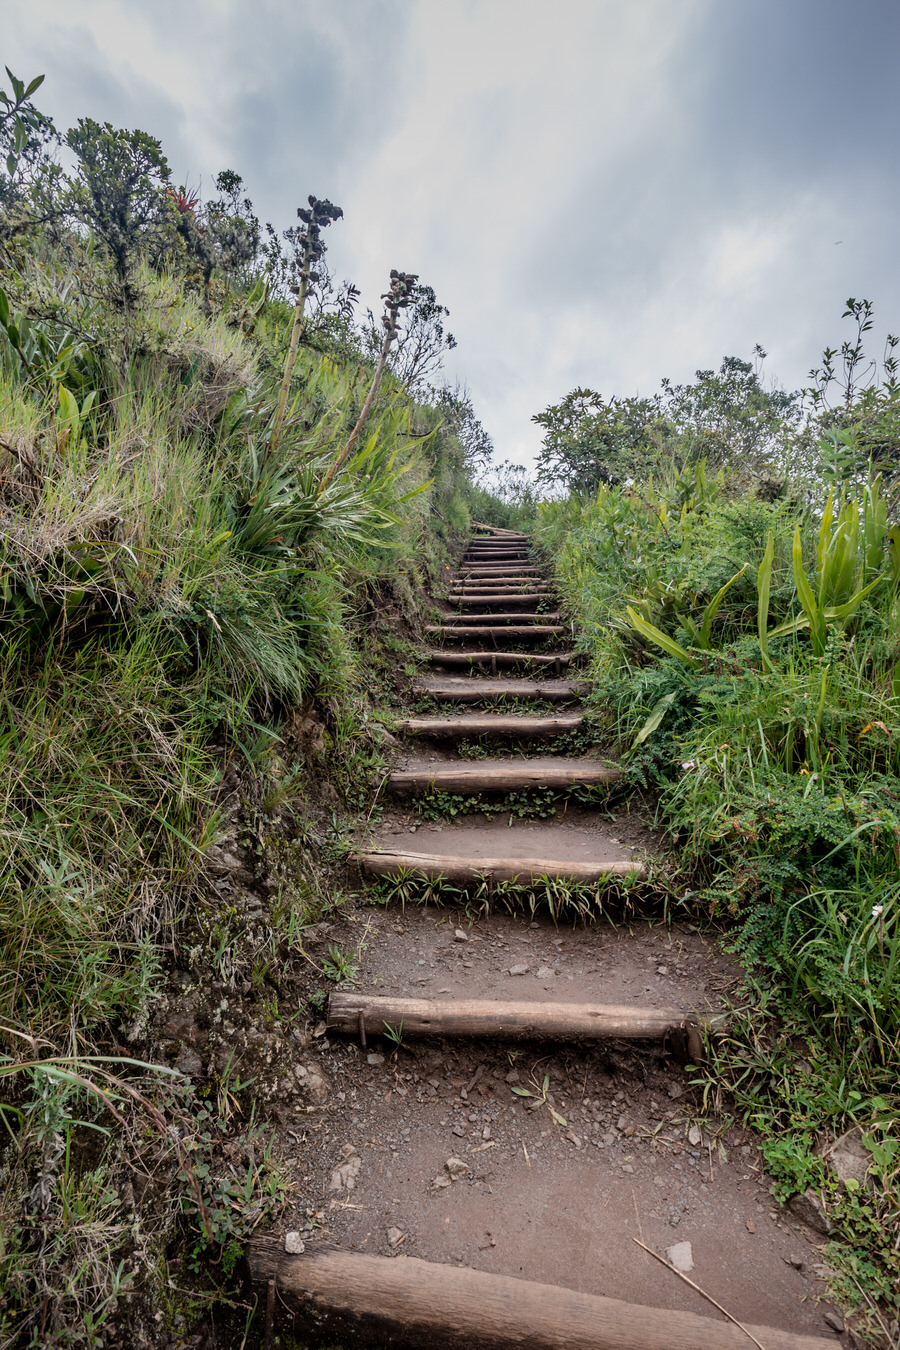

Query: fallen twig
[632,1239,768,1350]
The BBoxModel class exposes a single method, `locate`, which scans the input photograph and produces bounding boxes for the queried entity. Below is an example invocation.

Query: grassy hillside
[531,351,900,1341]
[0,70,483,1347]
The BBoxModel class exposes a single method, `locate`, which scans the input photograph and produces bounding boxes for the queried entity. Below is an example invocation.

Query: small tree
[66,119,171,301]
[434,385,493,472]
[167,171,260,313]
[533,387,658,493]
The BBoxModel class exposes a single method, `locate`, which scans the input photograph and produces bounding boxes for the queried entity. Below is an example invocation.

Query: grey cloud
[4,0,899,467]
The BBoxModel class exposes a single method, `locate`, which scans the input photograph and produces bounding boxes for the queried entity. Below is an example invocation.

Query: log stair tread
[424,650,576,668]
[355,849,644,884]
[412,676,587,699]
[440,611,561,624]
[425,624,564,639]
[387,756,619,794]
[246,1245,833,1350]
[327,992,704,1042]
[399,712,582,736]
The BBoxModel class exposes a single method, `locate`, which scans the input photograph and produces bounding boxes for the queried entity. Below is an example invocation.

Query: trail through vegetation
[0,62,897,1350]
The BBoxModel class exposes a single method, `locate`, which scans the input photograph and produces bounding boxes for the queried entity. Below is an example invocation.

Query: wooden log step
[387,758,619,795]
[455,573,542,582]
[457,564,541,574]
[328,993,698,1044]
[425,624,564,641]
[413,676,586,700]
[246,1244,834,1350]
[424,650,576,669]
[356,850,644,884]
[470,522,530,538]
[398,712,583,737]
[441,611,561,625]
[453,593,549,606]
[450,582,552,592]
[463,555,529,563]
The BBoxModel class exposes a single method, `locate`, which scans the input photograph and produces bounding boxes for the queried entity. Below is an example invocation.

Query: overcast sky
[5,0,900,468]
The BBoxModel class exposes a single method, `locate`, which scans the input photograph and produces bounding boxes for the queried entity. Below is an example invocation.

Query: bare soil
[256,540,846,1346]
[278,906,841,1341]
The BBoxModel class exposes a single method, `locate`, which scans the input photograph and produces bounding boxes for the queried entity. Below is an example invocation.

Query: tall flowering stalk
[320,269,417,492]
[270,195,343,452]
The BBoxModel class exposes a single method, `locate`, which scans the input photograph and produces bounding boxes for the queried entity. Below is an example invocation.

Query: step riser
[425,626,564,642]
[387,765,619,795]
[453,595,548,607]
[399,714,583,737]
[328,994,684,1043]
[414,686,586,703]
[356,852,642,884]
[440,613,560,625]
[424,651,575,669]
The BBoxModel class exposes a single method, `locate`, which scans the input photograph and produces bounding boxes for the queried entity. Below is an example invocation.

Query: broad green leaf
[633,690,677,747]
[792,524,825,656]
[58,383,79,430]
[699,563,748,648]
[757,530,774,668]
[0,287,8,328]
[626,607,696,667]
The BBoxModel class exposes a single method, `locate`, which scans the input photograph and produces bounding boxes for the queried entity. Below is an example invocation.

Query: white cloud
[5,0,900,471]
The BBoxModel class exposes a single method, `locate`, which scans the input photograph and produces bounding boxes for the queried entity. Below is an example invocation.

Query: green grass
[535,468,900,1335]
[0,225,474,1343]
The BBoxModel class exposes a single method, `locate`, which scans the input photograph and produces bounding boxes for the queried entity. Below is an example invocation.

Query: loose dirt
[267,533,843,1345]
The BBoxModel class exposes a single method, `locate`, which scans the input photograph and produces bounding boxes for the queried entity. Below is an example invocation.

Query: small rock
[688,1125,702,1147]
[623,1124,635,1137]
[621,1163,634,1174]
[431,1174,452,1190]
[452,1124,466,1137]
[656,965,669,976]
[601,1132,617,1145]
[329,1143,362,1192]
[387,1226,405,1248]
[787,1255,805,1270]
[175,1047,203,1078]
[505,1069,520,1083]
[367,1053,385,1066]
[616,1115,627,1131]
[284,1232,305,1254]
[536,966,555,979]
[828,1127,872,1188]
[666,1082,683,1100]
[666,1241,694,1273]
[745,1219,756,1234]
[445,1156,470,1180]
[823,1310,844,1333]
[454,928,468,942]
[299,1063,330,1104]
[565,1132,582,1148]
[508,963,529,976]
[788,1189,832,1235]
[409,826,417,833]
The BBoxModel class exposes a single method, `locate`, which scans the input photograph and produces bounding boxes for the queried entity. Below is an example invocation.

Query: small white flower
[681,760,696,770]
[872,905,884,919]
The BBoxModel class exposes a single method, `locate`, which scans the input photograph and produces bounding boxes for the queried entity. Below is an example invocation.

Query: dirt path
[269,530,844,1345]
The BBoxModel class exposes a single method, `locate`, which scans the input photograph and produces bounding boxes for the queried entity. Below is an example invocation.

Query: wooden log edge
[355,849,643,883]
[246,1243,835,1350]
[326,992,712,1045]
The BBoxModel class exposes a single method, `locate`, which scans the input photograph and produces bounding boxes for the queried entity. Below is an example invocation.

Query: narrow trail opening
[253,528,842,1348]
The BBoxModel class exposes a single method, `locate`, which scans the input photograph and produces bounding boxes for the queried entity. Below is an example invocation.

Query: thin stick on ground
[632,1239,769,1350]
